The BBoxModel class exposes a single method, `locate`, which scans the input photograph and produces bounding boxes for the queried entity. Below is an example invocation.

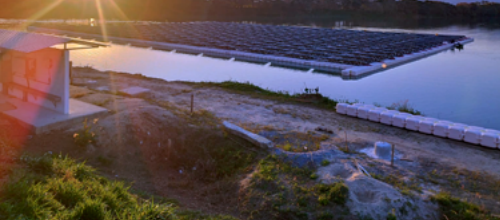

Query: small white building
[0,29,107,133]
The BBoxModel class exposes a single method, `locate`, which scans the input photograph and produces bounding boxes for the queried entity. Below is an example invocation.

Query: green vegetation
[372,173,422,196]
[273,131,328,153]
[157,128,258,182]
[387,100,422,116]
[200,81,340,110]
[0,154,236,220]
[431,192,500,220]
[386,211,397,220]
[73,118,98,148]
[320,159,330,167]
[201,81,425,116]
[315,182,349,206]
[241,155,350,219]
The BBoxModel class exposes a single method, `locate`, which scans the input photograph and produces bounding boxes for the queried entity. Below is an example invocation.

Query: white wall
[4,48,69,114]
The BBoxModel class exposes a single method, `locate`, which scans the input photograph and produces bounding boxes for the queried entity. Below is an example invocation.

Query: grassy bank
[431,192,500,220]
[198,81,342,110]
[198,81,423,115]
[240,155,351,220]
[0,154,237,220]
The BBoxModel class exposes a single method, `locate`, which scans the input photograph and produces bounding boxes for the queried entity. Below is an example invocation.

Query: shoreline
[1,66,500,219]
[69,66,500,216]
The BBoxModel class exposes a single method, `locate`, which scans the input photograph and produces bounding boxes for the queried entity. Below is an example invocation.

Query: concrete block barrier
[392,113,412,128]
[419,118,439,134]
[337,103,498,150]
[433,121,453,138]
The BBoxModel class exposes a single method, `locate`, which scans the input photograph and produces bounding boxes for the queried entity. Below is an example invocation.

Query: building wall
[1,48,69,114]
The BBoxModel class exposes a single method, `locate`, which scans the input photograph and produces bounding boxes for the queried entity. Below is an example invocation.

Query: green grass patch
[321,159,330,167]
[0,154,236,220]
[315,182,349,206]
[242,155,350,219]
[198,81,340,110]
[373,173,422,195]
[431,192,500,220]
[158,128,258,182]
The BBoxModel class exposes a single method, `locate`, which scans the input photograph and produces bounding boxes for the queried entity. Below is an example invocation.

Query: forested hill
[0,0,499,21]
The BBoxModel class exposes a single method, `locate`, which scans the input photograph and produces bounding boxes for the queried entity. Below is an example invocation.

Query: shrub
[431,192,500,220]
[0,154,235,220]
[73,118,98,148]
[386,212,397,220]
[321,159,330,166]
[316,182,349,206]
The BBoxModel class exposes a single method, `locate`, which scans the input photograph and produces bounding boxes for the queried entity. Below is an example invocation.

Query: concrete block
[223,121,274,149]
[392,113,412,128]
[480,130,500,149]
[464,127,484,145]
[380,110,399,125]
[405,116,424,131]
[0,96,107,134]
[418,118,439,134]
[448,124,467,141]
[368,108,387,122]
[357,106,375,120]
[336,103,349,115]
[346,104,360,117]
[433,121,453,138]
[374,142,392,159]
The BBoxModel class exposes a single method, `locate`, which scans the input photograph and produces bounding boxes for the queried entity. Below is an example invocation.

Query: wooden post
[391,144,395,167]
[190,94,194,114]
[344,131,348,152]
[69,61,73,85]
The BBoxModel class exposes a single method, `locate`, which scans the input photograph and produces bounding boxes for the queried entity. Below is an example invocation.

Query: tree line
[0,0,498,21]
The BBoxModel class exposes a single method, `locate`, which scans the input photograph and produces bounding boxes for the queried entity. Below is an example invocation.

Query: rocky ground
[1,67,500,219]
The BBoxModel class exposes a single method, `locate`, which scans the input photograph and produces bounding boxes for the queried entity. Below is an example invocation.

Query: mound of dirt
[318,162,439,220]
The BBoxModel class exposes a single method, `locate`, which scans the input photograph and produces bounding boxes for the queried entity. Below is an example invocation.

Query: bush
[0,154,235,220]
[321,159,330,166]
[431,192,500,220]
[315,182,349,206]
[73,118,98,148]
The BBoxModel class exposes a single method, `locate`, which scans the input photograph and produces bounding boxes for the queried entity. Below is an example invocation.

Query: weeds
[73,118,98,148]
[315,182,349,206]
[199,81,341,110]
[431,192,500,220]
[242,155,351,219]
[372,173,422,195]
[321,159,330,166]
[387,100,422,115]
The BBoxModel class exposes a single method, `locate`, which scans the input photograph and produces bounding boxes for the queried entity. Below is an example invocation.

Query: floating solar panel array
[336,103,500,150]
[30,22,473,77]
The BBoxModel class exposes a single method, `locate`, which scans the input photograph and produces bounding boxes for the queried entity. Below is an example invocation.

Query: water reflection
[58,20,500,130]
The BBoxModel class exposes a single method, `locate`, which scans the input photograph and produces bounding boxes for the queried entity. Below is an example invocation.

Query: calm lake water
[66,20,500,130]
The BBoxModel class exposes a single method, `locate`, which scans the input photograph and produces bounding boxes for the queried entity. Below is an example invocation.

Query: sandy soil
[1,67,500,219]
[69,67,500,216]
[72,67,500,176]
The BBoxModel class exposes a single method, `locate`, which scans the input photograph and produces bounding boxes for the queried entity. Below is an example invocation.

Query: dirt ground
[1,67,500,219]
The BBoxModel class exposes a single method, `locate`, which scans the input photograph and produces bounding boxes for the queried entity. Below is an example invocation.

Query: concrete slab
[223,121,274,149]
[120,86,150,97]
[0,94,107,134]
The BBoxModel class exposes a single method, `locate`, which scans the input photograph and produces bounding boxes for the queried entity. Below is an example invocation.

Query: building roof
[0,29,104,53]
